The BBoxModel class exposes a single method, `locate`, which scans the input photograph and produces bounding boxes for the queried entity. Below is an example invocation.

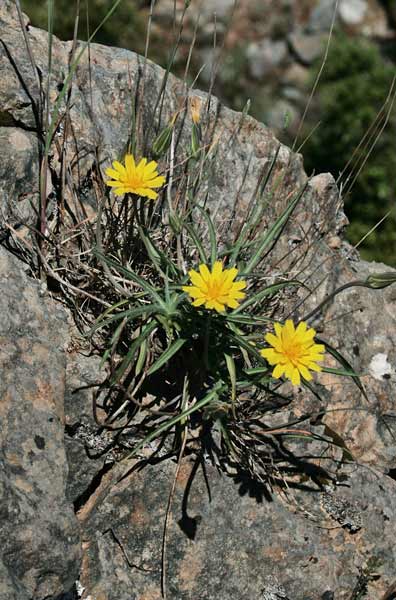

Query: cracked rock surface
[0,248,81,600]
[1,2,396,598]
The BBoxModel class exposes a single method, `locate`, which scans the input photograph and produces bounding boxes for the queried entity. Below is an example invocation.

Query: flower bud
[189,96,202,124]
[365,272,396,289]
[191,122,201,159]
[152,113,178,158]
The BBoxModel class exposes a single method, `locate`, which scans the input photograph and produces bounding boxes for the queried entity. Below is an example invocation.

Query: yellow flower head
[260,320,325,386]
[105,155,166,199]
[182,261,246,313]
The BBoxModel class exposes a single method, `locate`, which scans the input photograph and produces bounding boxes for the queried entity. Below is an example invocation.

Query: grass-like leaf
[111,320,157,384]
[123,380,226,462]
[147,338,187,376]
[233,280,303,314]
[243,180,309,275]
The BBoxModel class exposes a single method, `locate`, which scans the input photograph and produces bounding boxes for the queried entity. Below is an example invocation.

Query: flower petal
[192,297,206,306]
[298,364,312,381]
[125,154,136,175]
[189,269,206,289]
[145,175,166,188]
[113,161,127,175]
[144,160,158,175]
[226,298,240,309]
[199,264,211,282]
[183,285,206,299]
[106,180,125,187]
[105,167,122,180]
[135,187,158,200]
[274,322,283,339]
[265,332,283,351]
[212,261,223,278]
[291,367,301,386]
[273,363,286,379]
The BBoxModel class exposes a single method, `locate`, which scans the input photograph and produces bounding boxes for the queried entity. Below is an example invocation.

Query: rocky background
[1,1,396,599]
[21,0,396,262]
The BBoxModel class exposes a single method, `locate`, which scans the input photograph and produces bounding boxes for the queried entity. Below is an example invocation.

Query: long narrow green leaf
[147,338,187,376]
[244,366,270,376]
[243,180,309,275]
[94,248,166,309]
[112,320,157,384]
[89,298,129,328]
[89,304,160,335]
[99,316,127,370]
[228,330,263,362]
[122,381,225,463]
[319,339,368,401]
[184,223,207,264]
[233,281,303,314]
[229,148,281,265]
[135,338,148,376]
[138,226,179,279]
[321,366,361,377]
[226,314,273,326]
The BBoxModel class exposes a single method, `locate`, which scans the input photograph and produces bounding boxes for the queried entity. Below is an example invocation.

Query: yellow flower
[182,261,246,313]
[260,320,325,386]
[105,155,166,199]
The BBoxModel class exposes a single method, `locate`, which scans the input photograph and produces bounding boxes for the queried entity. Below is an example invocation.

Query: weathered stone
[64,353,110,504]
[0,248,81,599]
[0,127,40,230]
[317,259,396,470]
[288,32,327,65]
[308,0,338,33]
[1,1,396,598]
[265,98,298,131]
[339,0,368,26]
[246,39,288,79]
[77,457,396,599]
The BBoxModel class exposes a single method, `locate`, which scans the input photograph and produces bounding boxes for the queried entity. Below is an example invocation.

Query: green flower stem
[303,280,379,322]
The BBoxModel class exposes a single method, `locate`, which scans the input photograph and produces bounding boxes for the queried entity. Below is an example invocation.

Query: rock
[0,248,81,599]
[281,62,309,89]
[199,0,235,21]
[308,0,338,33]
[265,99,298,131]
[317,259,396,470]
[2,1,396,598]
[288,32,327,65]
[64,352,112,505]
[77,457,396,599]
[339,0,368,26]
[246,39,288,80]
[0,128,40,232]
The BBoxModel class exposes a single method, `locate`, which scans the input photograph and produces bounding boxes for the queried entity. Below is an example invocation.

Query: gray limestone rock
[0,248,81,599]
[339,0,368,26]
[1,1,396,598]
[76,458,396,599]
[246,39,289,80]
[308,0,338,33]
[288,32,327,66]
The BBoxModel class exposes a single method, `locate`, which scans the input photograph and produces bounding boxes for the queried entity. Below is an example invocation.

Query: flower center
[207,281,223,300]
[126,174,144,188]
[283,341,303,364]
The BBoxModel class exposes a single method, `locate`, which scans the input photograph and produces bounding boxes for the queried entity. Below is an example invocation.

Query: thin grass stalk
[292,0,339,151]
[342,80,396,198]
[337,77,396,186]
